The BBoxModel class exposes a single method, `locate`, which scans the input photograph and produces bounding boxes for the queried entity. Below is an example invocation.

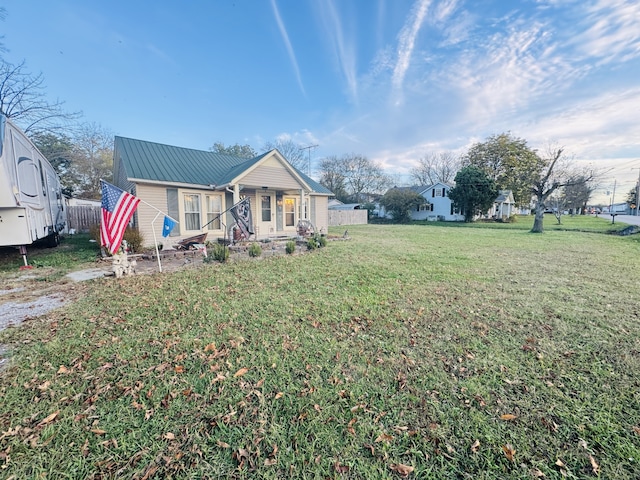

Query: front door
[283,197,297,230]
[259,193,275,236]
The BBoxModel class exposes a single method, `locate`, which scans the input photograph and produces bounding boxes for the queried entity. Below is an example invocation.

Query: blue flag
[162,216,177,237]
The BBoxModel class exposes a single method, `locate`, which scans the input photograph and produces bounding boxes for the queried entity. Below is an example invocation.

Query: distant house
[487,190,515,219]
[379,183,464,221]
[112,136,332,246]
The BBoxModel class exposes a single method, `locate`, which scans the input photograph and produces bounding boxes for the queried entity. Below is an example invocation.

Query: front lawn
[1,224,639,479]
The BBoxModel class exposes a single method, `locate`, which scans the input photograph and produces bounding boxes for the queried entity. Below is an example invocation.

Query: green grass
[1,223,639,479]
[0,233,101,274]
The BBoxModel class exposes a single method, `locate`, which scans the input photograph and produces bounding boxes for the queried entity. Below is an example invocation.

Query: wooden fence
[328,210,368,226]
[66,206,101,232]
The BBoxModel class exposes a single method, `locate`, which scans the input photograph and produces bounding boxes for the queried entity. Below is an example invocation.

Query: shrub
[89,224,100,243]
[306,238,318,250]
[123,227,144,253]
[206,243,229,263]
[317,234,327,247]
[285,241,296,254]
[248,242,262,257]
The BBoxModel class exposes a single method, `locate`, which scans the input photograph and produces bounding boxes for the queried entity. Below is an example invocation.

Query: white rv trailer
[0,115,67,264]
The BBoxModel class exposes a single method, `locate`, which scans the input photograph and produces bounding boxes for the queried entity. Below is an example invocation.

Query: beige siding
[135,183,227,248]
[241,161,301,190]
[312,196,329,233]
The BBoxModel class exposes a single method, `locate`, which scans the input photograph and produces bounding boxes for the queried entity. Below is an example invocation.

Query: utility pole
[634,167,640,216]
[299,144,318,175]
[611,179,616,224]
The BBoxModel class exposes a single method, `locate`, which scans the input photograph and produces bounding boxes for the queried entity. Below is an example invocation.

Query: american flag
[100,180,140,254]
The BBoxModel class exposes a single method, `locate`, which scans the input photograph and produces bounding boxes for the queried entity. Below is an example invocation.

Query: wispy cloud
[270,0,306,95]
[392,0,431,103]
[317,0,358,101]
[573,0,640,64]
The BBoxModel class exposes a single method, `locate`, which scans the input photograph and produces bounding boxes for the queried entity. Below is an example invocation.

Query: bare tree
[263,138,307,171]
[531,147,596,233]
[70,123,114,199]
[317,153,391,203]
[410,151,460,185]
[0,59,80,134]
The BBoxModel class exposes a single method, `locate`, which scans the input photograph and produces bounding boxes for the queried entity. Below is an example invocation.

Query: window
[434,188,443,197]
[261,195,271,222]
[206,195,222,230]
[184,194,201,230]
[284,198,296,226]
[418,203,432,212]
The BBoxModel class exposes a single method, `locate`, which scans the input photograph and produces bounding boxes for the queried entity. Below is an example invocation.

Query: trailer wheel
[46,233,60,248]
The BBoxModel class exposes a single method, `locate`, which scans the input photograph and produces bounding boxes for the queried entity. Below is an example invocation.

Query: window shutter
[167,188,180,236]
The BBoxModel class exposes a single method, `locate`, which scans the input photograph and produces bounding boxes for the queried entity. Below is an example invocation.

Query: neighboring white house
[379,183,464,221]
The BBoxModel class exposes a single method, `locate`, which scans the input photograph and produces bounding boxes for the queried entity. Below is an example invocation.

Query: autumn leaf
[471,439,480,453]
[633,426,640,436]
[334,462,350,474]
[204,342,216,352]
[174,365,185,373]
[275,392,284,399]
[502,444,516,462]
[555,459,565,468]
[37,411,59,426]
[57,365,70,374]
[163,432,175,440]
[588,455,600,475]
[390,463,414,477]
[234,367,249,377]
[264,458,277,466]
[374,433,394,443]
[216,440,230,448]
[91,429,107,435]
[500,414,517,421]
[347,418,357,435]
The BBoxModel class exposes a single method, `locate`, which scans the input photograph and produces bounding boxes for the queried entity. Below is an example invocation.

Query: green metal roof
[114,136,332,195]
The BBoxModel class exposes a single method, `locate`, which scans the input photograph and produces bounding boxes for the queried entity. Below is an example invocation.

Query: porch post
[233,184,240,204]
[300,189,306,220]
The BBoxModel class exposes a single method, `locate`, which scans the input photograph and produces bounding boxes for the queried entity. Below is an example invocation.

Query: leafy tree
[317,153,391,203]
[0,59,80,134]
[379,188,425,223]
[626,188,637,211]
[210,142,257,159]
[530,147,595,233]
[32,132,77,196]
[463,133,542,206]
[410,151,460,185]
[263,138,307,171]
[448,166,499,222]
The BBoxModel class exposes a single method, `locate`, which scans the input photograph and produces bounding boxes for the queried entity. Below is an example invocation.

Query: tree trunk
[531,208,545,233]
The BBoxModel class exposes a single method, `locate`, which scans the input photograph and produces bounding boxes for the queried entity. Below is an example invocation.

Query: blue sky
[3,0,639,203]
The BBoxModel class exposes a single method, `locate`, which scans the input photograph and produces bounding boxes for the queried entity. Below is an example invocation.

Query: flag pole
[151,211,163,272]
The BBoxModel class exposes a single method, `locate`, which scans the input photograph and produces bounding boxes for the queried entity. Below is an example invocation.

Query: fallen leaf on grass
[57,365,70,374]
[502,444,516,462]
[347,418,357,435]
[264,457,277,466]
[334,462,349,474]
[275,392,284,399]
[588,455,600,475]
[234,367,249,377]
[163,432,175,440]
[500,414,517,421]
[37,411,59,426]
[374,433,394,444]
[216,440,230,448]
[90,429,107,435]
[174,365,185,373]
[532,467,545,477]
[390,463,414,477]
[471,439,480,453]
[555,459,565,467]
[204,342,217,352]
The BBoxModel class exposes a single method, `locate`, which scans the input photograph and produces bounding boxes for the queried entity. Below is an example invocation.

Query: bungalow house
[378,183,464,221]
[487,190,515,220]
[112,136,332,247]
